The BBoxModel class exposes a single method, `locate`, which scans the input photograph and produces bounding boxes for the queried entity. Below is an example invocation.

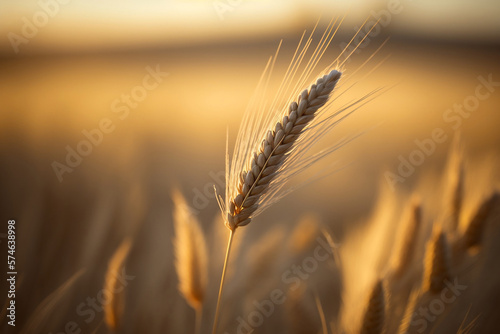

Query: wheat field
[1,7,500,334]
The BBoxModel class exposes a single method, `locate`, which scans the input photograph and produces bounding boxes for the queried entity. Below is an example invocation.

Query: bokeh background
[1,0,499,333]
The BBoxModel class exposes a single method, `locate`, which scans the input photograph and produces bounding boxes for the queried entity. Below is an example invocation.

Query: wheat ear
[392,198,422,278]
[397,288,420,334]
[445,134,464,231]
[464,191,499,248]
[172,190,208,334]
[104,238,132,331]
[450,161,464,231]
[361,279,386,334]
[225,69,342,229]
[211,70,342,334]
[423,228,451,293]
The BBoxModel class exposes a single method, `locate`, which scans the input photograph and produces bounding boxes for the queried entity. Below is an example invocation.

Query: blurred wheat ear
[445,134,465,231]
[397,288,420,334]
[463,191,500,249]
[423,228,451,293]
[360,280,386,334]
[391,197,422,278]
[172,189,208,334]
[245,225,285,295]
[287,214,321,254]
[104,238,132,331]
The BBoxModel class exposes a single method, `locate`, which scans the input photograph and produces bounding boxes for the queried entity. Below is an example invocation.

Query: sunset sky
[1,0,499,55]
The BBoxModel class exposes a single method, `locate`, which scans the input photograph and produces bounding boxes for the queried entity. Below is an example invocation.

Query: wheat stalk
[172,189,208,334]
[20,270,84,334]
[314,292,328,334]
[104,238,132,331]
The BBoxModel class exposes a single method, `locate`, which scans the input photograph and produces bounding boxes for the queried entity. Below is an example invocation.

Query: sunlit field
[1,1,500,333]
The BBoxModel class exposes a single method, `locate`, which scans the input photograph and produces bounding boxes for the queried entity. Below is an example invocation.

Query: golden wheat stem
[104,239,132,331]
[212,229,235,334]
[314,292,328,334]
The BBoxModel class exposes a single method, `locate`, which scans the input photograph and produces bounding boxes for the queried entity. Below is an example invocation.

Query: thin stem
[314,291,328,334]
[211,229,235,334]
[195,307,202,334]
